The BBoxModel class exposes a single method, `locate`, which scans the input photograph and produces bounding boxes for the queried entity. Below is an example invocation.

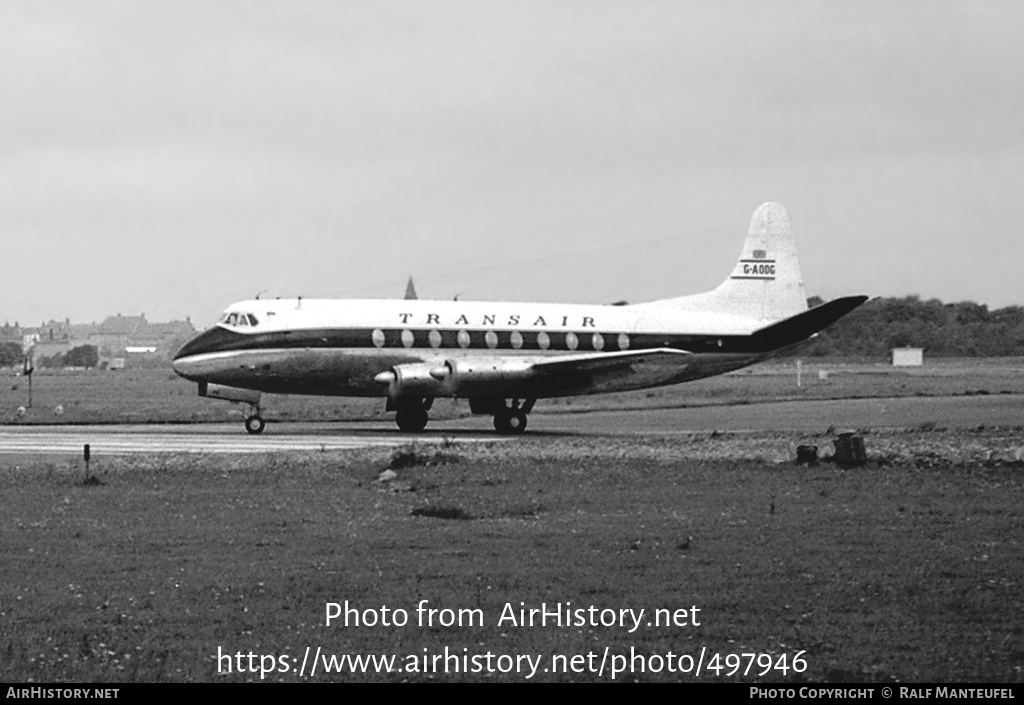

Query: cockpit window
[218,312,259,328]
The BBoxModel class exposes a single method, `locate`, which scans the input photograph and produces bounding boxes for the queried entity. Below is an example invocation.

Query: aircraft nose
[172,326,241,380]
[172,348,212,381]
[171,355,194,379]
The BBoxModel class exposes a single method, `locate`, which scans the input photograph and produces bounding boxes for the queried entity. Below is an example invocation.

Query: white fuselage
[170,202,868,433]
[172,297,767,398]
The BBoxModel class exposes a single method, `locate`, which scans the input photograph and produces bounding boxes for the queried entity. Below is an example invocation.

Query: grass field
[5,357,1024,425]
[2,359,1023,682]
[1,434,1022,683]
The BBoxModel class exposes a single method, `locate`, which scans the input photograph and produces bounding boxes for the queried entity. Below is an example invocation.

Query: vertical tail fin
[648,202,808,323]
[711,201,808,321]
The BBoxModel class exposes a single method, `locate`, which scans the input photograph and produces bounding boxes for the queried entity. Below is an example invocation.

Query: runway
[0,425,491,456]
[1,394,1021,455]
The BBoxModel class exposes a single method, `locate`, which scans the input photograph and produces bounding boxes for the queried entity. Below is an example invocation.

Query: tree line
[36,345,100,369]
[0,342,23,368]
[803,296,1024,358]
[0,343,100,370]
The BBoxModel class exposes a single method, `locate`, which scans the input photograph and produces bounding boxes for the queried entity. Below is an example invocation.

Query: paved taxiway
[535,395,1024,434]
[0,425,490,455]
[1,395,1020,455]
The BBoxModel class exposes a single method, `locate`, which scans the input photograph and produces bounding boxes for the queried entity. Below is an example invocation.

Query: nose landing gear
[195,383,266,435]
[244,413,266,435]
[243,401,266,435]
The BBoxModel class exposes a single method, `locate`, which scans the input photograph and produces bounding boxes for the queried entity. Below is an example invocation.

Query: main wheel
[395,408,429,432]
[494,409,527,435]
[245,415,266,435]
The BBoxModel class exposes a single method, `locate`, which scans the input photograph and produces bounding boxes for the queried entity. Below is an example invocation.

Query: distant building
[23,313,196,366]
[37,319,71,343]
[891,347,924,367]
[32,339,71,360]
[0,321,22,344]
[82,313,194,360]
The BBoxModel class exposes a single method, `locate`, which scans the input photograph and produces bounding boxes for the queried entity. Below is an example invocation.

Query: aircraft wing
[531,348,694,375]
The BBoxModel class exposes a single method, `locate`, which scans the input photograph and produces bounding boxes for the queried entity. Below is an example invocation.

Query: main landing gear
[389,397,433,433]
[470,397,536,435]
[387,397,536,434]
[493,399,534,435]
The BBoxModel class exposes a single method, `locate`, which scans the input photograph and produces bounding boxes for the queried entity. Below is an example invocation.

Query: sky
[2,0,1023,327]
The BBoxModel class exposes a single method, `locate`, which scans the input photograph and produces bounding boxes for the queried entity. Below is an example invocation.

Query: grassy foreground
[1,437,1021,682]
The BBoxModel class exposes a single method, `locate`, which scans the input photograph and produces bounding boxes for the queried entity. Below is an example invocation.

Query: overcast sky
[2,0,1022,327]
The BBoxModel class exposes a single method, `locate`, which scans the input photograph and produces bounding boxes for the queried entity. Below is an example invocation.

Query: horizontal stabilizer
[532,348,693,375]
[751,296,869,350]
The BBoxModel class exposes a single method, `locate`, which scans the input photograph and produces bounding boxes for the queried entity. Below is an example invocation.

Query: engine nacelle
[431,358,536,397]
[374,363,448,398]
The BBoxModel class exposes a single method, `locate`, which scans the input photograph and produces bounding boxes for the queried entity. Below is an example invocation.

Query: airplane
[172,202,867,435]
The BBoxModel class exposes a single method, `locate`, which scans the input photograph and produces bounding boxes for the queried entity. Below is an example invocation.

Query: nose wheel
[244,413,266,434]
[245,414,265,435]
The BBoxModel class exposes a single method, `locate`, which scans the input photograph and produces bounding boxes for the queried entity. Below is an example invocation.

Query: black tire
[396,408,428,432]
[493,411,511,434]
[245,415,265,435]
[494,410,527,435]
